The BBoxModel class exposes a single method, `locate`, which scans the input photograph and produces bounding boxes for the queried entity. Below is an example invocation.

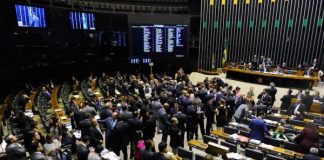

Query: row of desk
[212,129,307,159]
[25,91,38,110]
[51,85,71,126]
[226,68,319,89]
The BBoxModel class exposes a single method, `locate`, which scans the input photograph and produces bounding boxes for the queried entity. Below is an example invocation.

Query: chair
[245,148,264,160]
[206,142,229,157]
[266,154,286,160]
[266,115,282,122]
[283,141,299,152]
[318,148,324,157]
[280,110,289,115]
[220,141,237,153]
[195,153,205,160]
[241,118,250,126]
[264,136,282,147]
[177,147,193,160]
[304,114,315,120]
[224,126,239,135]
[203,135,218,144]
[284,127,298,134]
[271,108,279,113]
[290,119,305,127]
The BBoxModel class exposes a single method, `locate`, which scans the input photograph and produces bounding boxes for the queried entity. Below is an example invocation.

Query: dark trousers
[161,128,168,143]
[105,135,111,150]
[112,146,128,160]
[186,124,195,141]
[206,115,214,135]
[195,117,205,138]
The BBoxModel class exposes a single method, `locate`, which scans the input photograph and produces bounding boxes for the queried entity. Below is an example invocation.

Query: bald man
[97,112,118,149]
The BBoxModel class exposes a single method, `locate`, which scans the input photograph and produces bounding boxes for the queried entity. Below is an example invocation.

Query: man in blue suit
[248,111,270,142]
[97,112,118,149]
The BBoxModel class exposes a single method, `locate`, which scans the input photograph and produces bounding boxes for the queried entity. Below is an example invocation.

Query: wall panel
[198,0,324,71]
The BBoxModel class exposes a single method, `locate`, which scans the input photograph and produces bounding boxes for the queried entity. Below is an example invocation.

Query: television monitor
[69,11,95,30]
[130,24,188,58]
[15,4,46,28]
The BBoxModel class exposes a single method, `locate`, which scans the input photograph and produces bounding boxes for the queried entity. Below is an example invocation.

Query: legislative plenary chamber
[0,0,324,160]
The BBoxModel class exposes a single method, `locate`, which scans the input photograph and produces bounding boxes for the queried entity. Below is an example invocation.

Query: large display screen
[69,11,95,30]
[131,25,188,58]
[15,4,46,28]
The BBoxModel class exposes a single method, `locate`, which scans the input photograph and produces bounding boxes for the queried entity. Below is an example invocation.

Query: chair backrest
[195,153,205,160]
[239,130,250,137]
[271,108,279,114]
[264,136,282,147]
[203,135,218,144]
[304,114,315,120]
[177,147,193,160]
[245,148,264,160]
[284,127,298,134]
[220,141,237,153]
[280,110,289,115]
[241,118,250,126]
[318,148,324,157]
[224,126,239,135]
[266,115,281,122]
[283,141,299,152]
[290,120,305,127]
[206,142,229,156]
[266,154,286,160]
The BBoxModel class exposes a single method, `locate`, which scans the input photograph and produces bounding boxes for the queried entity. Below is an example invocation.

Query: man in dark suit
[157,103,171,143]
[89,119,103,147]
[280,89,294,110]
[268,82,277,106]
[257,89,272,107]
[119,106,133,122]
[76,136,90,160]
[79,114,92,137]
[302,90,313,112]
[248,111,270,142]
[205,96,215,135]
[97,112,118,149]
[143,111,156,140]
[108,79,116,97]
[79,101,97,121]
[127,111,143,159]
[179,92,193,114]
[173,106,187,144]
[99,102,113,120]
[287,101,306,119]
[111,118,130,160]
[194,98,205,137]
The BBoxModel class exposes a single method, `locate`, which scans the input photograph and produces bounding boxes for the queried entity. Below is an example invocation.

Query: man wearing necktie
[288,102,306,120]
[97,112,118,149]
[89,119,103,147]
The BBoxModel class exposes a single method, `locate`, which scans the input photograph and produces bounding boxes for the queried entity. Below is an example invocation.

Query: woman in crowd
[272,126,288,141]
[216,99,228,130]
[294,123,319,154]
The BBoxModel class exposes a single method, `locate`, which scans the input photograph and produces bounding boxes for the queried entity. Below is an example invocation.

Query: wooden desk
[307,112,324,117]
[188,140,208,151]
[51,85,61,109]
[268,146,295,157]
[226,68,318,89]
[212,130,231,140]
[273,113,313,123]
[25,91,37,110]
